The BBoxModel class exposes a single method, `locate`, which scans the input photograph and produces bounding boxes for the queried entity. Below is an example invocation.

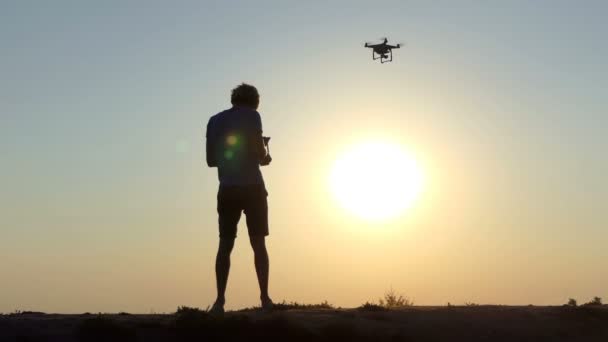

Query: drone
[364,38,402,63]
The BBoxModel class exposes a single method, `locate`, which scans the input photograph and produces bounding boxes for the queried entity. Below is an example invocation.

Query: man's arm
[206,118,217,167]
[253,112,271,166]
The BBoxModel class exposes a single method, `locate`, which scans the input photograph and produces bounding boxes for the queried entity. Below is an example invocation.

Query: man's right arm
[206,118,217,168]
[253,112,271,166]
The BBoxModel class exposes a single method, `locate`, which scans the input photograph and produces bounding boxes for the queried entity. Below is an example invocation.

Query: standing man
[206,83,273,314]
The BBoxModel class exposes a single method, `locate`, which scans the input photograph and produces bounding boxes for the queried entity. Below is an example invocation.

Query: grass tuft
[378,288,414,308]
[360,288,414,310]
[582,296,603,306]
[238,300,334,312]
[358,302,388,312]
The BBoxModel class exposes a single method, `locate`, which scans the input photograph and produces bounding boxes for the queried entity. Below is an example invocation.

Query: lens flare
[227,135,238,146]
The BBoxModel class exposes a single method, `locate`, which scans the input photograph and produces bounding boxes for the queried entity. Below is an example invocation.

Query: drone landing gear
[380,49,393,64]
[372,50,381,60]
[372,49,393,63]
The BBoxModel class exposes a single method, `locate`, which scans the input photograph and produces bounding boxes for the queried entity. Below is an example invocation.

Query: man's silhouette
[206,83,273,314]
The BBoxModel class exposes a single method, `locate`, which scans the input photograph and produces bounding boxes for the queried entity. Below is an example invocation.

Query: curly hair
[231,83,259,109]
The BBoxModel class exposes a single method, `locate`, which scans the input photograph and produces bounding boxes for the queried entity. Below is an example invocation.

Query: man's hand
[260,154,272,166]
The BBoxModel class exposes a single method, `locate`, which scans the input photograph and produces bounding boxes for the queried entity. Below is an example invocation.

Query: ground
[2,305,608,341]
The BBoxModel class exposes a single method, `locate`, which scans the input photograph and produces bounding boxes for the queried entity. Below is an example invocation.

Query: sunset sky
[1,1,607,313]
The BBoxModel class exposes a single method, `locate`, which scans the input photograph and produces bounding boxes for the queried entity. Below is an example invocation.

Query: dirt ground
[2,305,608,341]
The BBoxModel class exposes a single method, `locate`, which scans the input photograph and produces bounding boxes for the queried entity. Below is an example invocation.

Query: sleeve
[205,117,217,167]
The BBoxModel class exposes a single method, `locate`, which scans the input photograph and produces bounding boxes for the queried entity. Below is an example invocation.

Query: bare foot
[209,299,225,316]
[261,297,274,311]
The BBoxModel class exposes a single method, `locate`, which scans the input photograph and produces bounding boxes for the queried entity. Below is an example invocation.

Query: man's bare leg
[212,237,235,313]
[250,236,273,309]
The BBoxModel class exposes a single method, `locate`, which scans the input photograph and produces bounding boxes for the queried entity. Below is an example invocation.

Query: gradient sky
[1,1,607,313]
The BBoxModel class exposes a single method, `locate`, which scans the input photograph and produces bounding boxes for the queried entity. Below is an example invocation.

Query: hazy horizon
[1,1,607,313]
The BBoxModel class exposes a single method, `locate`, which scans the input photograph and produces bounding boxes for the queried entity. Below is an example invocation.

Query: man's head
[231,83,259,110]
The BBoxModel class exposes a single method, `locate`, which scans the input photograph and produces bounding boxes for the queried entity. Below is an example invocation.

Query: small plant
[583,297,603,306]
[378,288,414,308]
[567,298,578,307]
[357,302,387,312]
[359,289,414,310]
[465,302,479,307]
[175,306,209,319]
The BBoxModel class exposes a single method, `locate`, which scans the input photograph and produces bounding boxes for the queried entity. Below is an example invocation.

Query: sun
[329,141,424,221]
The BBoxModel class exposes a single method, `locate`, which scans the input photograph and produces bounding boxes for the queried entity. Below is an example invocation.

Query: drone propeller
[364,37,388,46]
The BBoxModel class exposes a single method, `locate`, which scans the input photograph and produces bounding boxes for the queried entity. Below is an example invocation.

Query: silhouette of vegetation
[275,300,334,310]
[174,306,209,323]
[359,289,414,310]
[378,288,414,308]
[238,300,334,312]
[358,302,388,312]
[567,298,578,307]
[77,316,136,342]
[8,310,46,316]
[465,302,479,307]
[583,297,603,306]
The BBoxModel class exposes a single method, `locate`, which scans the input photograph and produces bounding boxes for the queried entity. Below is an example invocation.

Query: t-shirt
[206,106,265,186]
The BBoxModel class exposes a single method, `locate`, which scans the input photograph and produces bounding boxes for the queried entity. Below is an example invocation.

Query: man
[205,83,273,314]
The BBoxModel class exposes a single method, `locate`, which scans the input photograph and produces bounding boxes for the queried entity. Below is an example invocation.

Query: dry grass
[238,300,335,312]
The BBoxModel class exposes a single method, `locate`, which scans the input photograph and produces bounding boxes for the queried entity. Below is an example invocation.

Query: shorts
[217,184,269,238]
